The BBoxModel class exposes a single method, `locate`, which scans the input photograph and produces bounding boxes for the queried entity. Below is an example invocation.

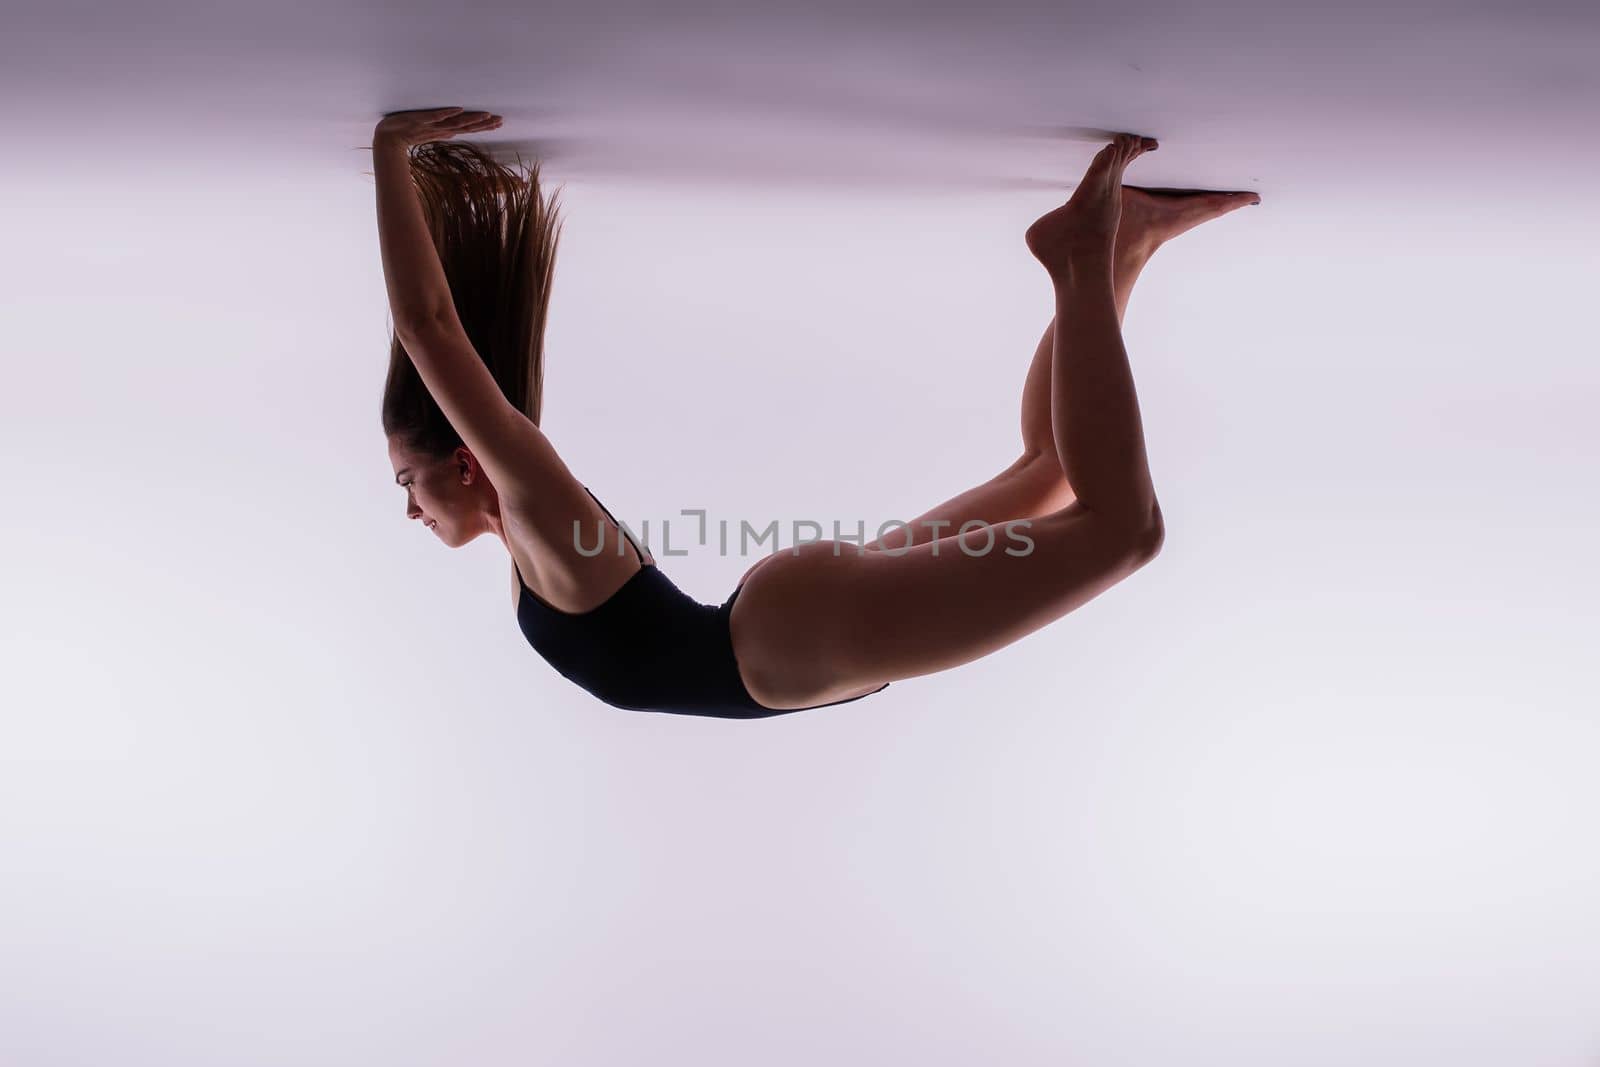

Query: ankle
[1047,251,1115,287]
[1115,234,1160,271]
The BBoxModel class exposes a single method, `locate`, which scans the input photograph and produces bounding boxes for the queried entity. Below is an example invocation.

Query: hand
[373,107,503,150]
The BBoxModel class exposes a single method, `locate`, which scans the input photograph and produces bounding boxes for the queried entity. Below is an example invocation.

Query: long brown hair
[380,141,563,457]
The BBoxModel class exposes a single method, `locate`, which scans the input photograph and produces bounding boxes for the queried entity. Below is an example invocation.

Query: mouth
[425,519,437,531]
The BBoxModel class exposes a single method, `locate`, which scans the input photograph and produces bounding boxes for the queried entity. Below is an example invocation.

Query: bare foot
[1025,133,1157,273]
[1117,186,1262,259]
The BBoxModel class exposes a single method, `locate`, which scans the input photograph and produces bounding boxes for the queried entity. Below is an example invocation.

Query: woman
[375,107,1259,719]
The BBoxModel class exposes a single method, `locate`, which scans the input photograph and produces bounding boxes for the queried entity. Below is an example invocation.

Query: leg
[863,240,1153,555]
[867,183,1256,554]
[1018,185,1259,498]
[735,135,1173,706]
[860,441,1071,555]
[1030,136,1163,527]
[735,501,1160,706]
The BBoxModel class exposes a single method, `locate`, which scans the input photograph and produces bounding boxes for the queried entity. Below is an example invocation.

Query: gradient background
[3,1,1598,1064]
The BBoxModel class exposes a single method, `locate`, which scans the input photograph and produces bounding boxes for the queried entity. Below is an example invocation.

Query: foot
[1116,185,1262,259]
[1025,133,1157,274]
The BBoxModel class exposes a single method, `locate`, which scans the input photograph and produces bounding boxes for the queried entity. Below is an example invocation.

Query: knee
[1133,499,1166,562]
[1103,499,1164,565]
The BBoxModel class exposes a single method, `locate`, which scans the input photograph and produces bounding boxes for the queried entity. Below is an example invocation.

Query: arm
[391,317,582,517]
[372,129,458,331]
[370,111,590,528]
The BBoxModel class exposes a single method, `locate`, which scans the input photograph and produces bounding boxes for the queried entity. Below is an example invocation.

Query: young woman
[375,107,1259,719]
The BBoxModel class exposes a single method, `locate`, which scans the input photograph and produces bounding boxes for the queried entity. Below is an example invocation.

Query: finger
[387,107,462,121]
[440,112,496,127]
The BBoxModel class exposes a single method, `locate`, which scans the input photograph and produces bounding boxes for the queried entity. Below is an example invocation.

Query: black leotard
[513,487,890,719]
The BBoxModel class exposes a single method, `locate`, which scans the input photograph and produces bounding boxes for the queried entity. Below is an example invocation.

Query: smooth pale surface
[3,2,1598,1065]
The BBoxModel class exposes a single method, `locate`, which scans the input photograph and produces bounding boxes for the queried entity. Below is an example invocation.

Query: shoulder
[501,491,647,612]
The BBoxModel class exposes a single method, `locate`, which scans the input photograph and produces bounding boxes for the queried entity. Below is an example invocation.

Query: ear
[454,446,478,485]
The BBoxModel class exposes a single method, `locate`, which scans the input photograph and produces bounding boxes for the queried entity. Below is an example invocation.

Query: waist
[517,565,755,713]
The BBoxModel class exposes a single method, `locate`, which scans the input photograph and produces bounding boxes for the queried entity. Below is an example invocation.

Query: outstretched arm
[371,108,492,332]
[370,109,590,530]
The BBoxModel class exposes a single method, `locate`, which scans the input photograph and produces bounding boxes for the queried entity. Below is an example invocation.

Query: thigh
[733,502,1157,699]
[864,450,1075,553]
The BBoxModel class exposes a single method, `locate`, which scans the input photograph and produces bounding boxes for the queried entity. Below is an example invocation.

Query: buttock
[721,545,882,707]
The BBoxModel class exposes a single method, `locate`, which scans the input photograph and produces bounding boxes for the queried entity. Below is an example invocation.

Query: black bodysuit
[514,487,890,719]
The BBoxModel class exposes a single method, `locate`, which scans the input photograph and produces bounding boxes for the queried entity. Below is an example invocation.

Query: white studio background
[3,2,1599,1065]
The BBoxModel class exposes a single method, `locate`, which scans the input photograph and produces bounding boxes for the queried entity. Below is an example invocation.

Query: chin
[435,525,476,549]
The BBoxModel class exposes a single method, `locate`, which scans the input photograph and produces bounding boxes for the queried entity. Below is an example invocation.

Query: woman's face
[386,435,489,548]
